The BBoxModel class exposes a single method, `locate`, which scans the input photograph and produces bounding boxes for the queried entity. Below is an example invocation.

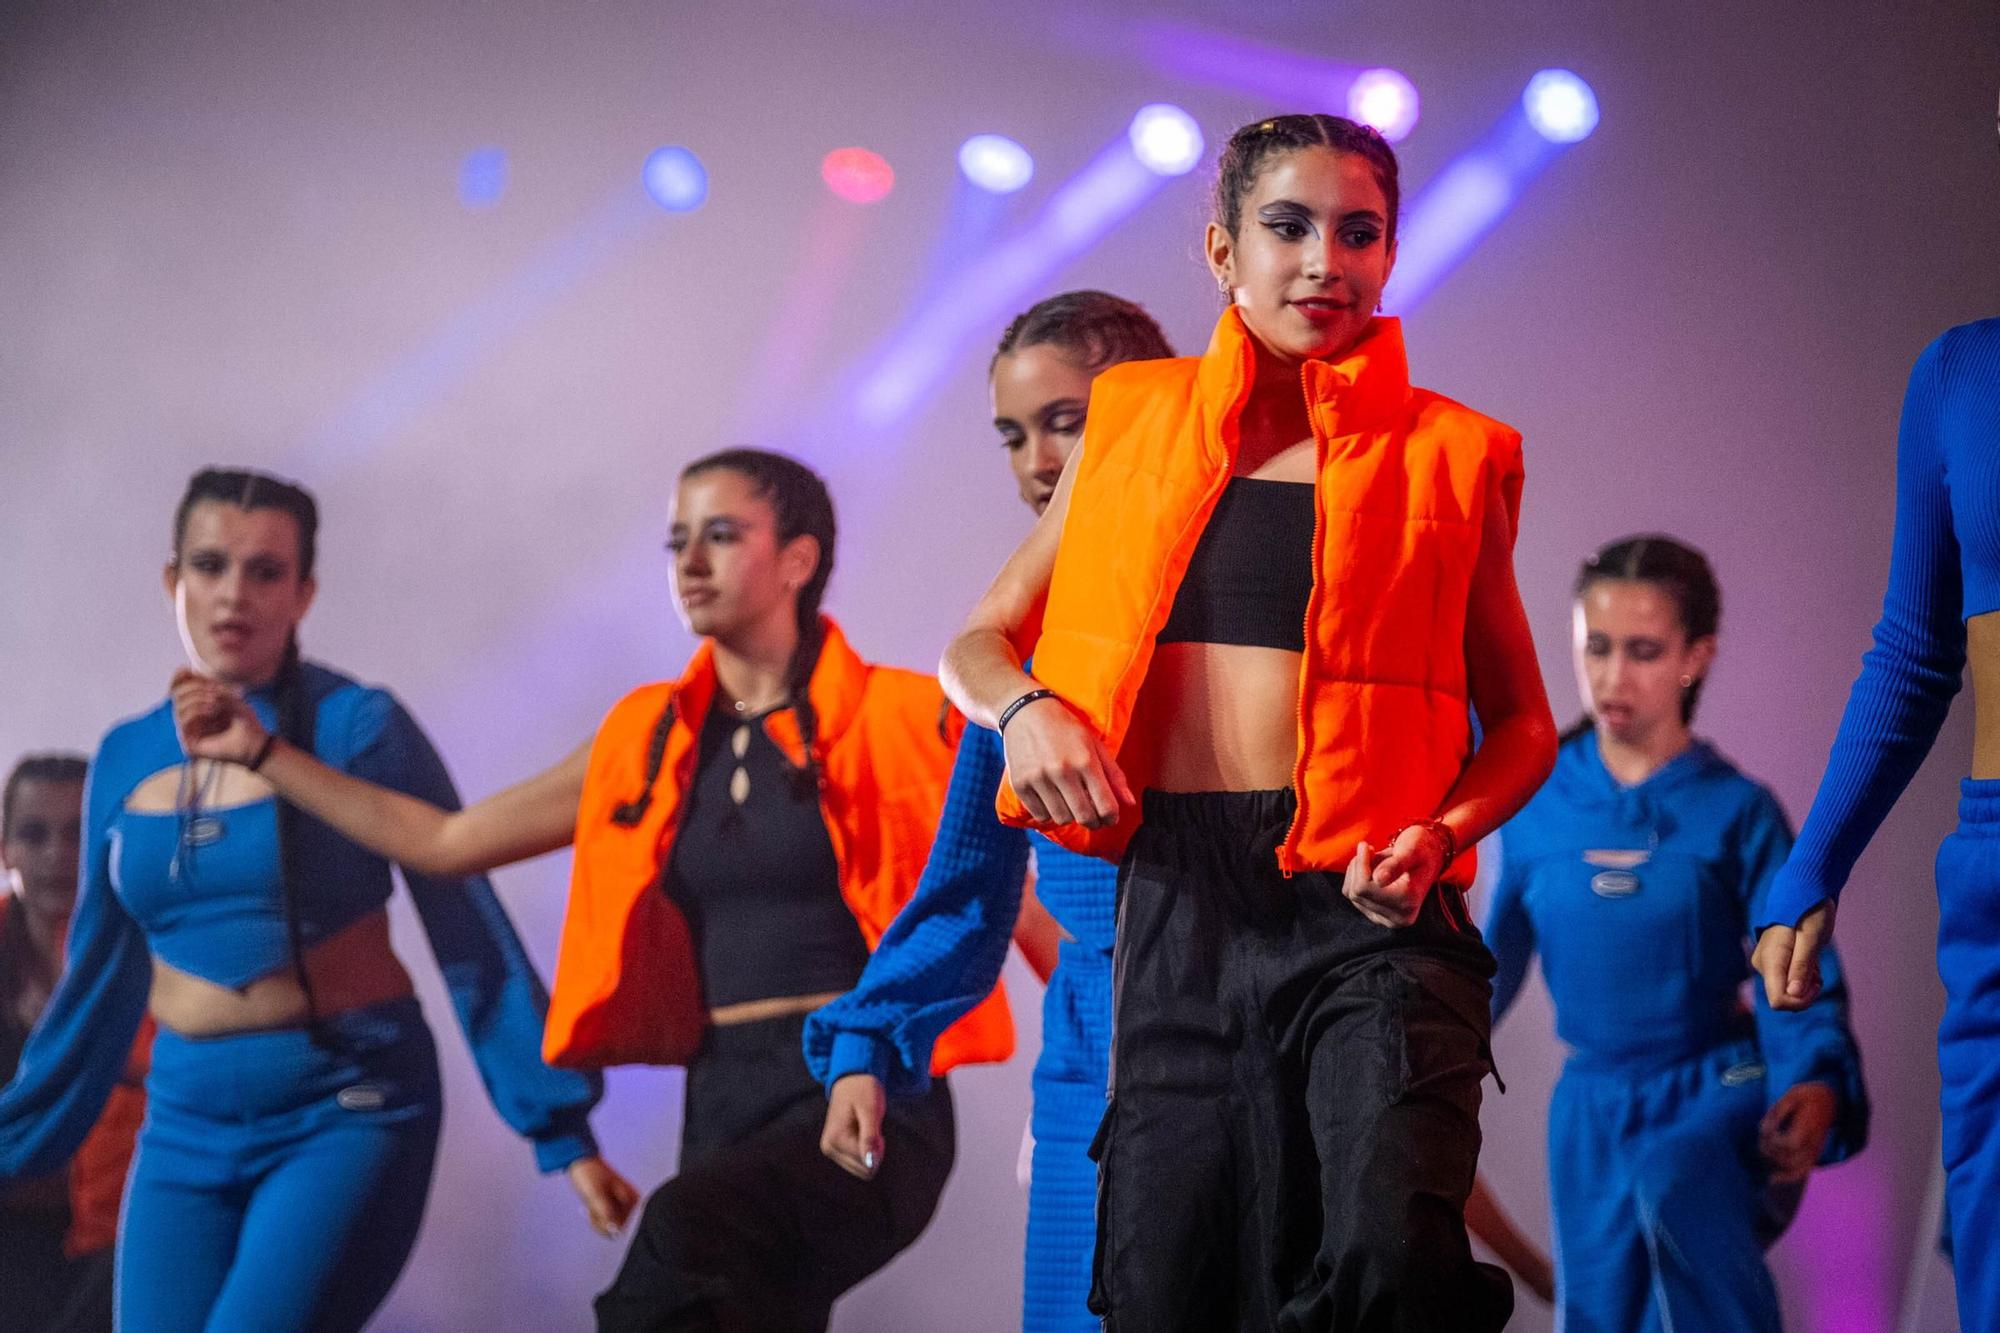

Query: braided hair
[991,290,1173,375]
[1212,113,1402,245]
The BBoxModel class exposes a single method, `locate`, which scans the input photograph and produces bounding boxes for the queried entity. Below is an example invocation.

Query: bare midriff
[149,908,414,1037]
[707,990,847,1028]
[1135,642,1304,793]
[1966,614,2000,779]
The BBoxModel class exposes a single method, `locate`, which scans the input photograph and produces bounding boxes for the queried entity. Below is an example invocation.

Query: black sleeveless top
[1156,477,1315,652]
[664,705,869,1009]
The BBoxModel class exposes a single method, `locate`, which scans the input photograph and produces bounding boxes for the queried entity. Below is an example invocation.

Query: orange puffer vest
[546,618,1014,1071]
[997,309,1523,884]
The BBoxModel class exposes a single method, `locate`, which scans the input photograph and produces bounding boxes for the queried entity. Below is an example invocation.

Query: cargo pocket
[1086,1098,1117,1318]
[1384,954,1498,1112]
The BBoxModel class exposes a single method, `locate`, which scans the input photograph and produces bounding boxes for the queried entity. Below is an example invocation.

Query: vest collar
[1194,306,1412,452]
[668,615,866,756]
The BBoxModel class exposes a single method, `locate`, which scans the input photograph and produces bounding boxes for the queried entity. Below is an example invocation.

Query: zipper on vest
[1278,363,1330,878]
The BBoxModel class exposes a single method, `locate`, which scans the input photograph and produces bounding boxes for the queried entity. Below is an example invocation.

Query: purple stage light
[643,146,709,212]
[958,134,1035,194]
[1380,72,1601,315]
[1348,68,1421,142]
[1128,104,1204,176]
[823,148,895,204]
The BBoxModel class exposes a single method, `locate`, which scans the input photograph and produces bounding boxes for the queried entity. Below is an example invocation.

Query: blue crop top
[1761,320,2000,929]
[1489,732,1868,1163]
[0,662,601,1177]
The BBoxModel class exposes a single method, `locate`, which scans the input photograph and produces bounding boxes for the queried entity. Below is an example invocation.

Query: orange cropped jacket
[547,618,1013,1071]
[997,309,1524,884]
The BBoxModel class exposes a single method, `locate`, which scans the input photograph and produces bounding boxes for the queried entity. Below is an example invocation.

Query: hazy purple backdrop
[4,2,1995,1329]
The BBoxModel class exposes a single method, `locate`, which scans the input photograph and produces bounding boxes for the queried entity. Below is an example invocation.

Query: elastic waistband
[1562,1034,1760,1083]
[1959,777,2000,832]
[1137,788,1294,850]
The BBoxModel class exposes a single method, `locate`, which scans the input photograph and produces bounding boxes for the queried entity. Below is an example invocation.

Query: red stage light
[821,147,894,204]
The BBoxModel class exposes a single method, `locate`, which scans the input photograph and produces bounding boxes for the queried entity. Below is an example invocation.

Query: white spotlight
[1128,104,1204,176]
[1523,69,1600,144]
[1348,68,1421,142]
[959,134,1035,194]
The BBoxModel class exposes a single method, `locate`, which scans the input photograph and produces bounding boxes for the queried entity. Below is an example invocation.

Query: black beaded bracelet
[246,733,278,773]
[996,688,1057,733]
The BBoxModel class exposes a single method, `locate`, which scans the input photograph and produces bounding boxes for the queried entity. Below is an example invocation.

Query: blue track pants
[118,997,441,1332]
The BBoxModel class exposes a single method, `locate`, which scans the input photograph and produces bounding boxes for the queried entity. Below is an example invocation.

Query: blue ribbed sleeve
[1762,330,1971,928]
[1738,791,1869,1163]
[803,723,1029,1100]
[349,692,602,1173]
[0,729,153,1180]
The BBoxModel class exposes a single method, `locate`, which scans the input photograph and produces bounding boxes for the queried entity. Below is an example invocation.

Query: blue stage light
[958,134,1035,194]
[643,146,710,212]
[459,148,508,209]
[1523,69,1599,144]
[1128,104,1204,176]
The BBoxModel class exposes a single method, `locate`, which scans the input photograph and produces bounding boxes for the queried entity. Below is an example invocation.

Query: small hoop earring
[1216,276,1230,296]
[1679,674,1695,688]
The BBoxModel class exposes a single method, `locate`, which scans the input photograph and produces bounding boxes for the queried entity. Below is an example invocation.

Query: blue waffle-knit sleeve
[1740,789,1869,1164]
[348,691,602,1173]
[1762,331,1967,929]
[0,727,154,1181]
[805,723,1029,1100]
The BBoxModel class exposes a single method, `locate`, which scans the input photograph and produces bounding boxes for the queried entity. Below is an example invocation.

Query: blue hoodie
[1488,730,1868,1163]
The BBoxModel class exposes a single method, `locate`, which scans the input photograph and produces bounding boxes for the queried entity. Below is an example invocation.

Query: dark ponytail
[171,467,327,1041]
[681,448,837,798]
[1570,533,1723,734]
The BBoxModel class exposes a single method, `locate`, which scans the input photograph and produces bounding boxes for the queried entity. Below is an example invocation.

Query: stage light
[643,146,709,212]
[823,148,895,204]
[1523,69,1599,144]
[458,147,508,209]
[1128,104,1204,176]
[958,134,1035,194]
[1348,68,1421,142]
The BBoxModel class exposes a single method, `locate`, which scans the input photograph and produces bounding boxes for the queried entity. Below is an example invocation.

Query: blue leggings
[1023,949,1112,1333]
[119,997,442,1333]
[1936,781,2000,1333]
[1548,1041,1785,1333]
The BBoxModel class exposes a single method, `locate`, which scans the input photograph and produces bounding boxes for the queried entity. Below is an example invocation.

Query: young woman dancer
[941,114,1557,1330]
[1753,319,2000,1326]
[0,754,138,1333]
[807,290,1175,1332]
[1487,535,1867,1331]
[174,448,1014,1332]
[0,469,615,1332]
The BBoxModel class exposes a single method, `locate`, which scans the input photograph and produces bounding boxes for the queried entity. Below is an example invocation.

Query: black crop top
[664,705,869,1009]
[1156,477,1314,652]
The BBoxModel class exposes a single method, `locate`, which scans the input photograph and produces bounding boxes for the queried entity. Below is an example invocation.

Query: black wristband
[996,689,1057,733]
[246,733,278,773]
